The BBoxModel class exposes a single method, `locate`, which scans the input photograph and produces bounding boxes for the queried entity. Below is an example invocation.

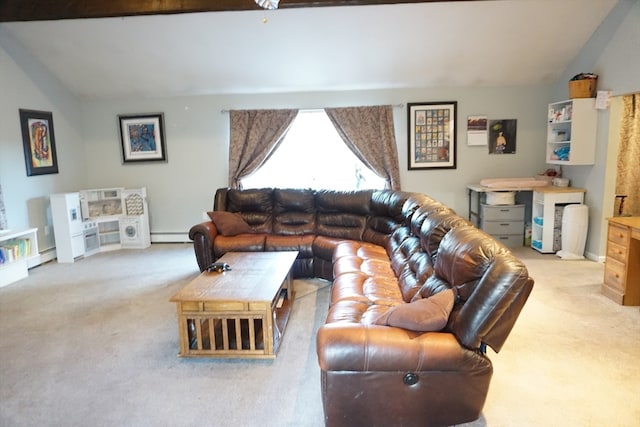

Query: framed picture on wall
[407,102,457,170]
[118,113,167,163]
[488,119,517,154]
[19,109,59,176]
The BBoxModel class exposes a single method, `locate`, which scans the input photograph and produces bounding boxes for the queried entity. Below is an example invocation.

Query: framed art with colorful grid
[407,102,457,170]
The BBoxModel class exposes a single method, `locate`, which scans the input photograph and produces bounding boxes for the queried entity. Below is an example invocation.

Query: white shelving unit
[0,228,40,287]
[531,188,585,253]
[97,217,122,251]
[546,98,597,165]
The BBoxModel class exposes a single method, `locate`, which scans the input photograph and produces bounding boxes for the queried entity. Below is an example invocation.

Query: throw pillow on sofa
[373,289,455,332]
[207,211,253,236]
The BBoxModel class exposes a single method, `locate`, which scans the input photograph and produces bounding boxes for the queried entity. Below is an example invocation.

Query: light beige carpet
[0,244,638,427]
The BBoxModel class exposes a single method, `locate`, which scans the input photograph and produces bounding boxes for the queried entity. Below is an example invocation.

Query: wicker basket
[569,78,597,98]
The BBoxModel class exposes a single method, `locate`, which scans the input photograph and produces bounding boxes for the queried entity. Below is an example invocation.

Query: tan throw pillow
[373,289,455,332]
[207,211,253,236]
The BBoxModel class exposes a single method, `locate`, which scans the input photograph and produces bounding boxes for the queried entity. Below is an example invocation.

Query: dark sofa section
[190,188,411,280]
[188,187,534,427]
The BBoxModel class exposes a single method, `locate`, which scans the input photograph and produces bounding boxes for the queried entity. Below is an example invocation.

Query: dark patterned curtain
[228,109,298,189]
[324,105,401,190]
[615,93,640,216]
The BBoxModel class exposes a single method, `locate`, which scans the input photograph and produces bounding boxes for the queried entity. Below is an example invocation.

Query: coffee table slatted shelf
[170,251,297,358]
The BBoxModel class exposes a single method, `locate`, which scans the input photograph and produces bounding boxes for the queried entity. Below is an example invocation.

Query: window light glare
[241,111,385,191]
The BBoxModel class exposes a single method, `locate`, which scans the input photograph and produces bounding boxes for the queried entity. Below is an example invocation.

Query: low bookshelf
[0,228,40,288]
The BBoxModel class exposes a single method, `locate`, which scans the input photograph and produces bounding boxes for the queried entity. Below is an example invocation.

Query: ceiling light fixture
[255,0,279,9]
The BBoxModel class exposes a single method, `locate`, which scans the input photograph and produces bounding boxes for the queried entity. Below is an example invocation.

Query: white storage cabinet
[546,98,597,165]
[531,188,585,253]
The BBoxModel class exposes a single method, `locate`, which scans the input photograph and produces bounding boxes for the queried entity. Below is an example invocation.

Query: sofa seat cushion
[324,299,392,325]
[332,241,388,262]
[333,256,395,279]
[317,323,485,372]
[265,234,314,257]
[331,272,402,307]
[213,234,266,258]
[324,300,371,324]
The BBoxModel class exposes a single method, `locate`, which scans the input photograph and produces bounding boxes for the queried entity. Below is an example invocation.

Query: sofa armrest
[317,323,482,372]
[188,221,219,272]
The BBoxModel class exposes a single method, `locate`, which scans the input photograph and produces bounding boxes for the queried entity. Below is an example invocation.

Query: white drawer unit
[480,204,525,248]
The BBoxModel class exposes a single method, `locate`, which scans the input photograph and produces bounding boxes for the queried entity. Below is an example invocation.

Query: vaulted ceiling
[0,0,619,100]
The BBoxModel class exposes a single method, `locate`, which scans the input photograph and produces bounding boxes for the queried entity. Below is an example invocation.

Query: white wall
[79,85,550,237]
[0,28,87,252]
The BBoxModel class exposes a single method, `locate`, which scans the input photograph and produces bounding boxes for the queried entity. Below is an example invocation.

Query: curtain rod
[220,104,404,114]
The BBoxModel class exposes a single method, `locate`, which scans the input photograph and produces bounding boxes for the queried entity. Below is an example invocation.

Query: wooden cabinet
[602,217,640,306]
[546,98,597,165]
[531,187,585,253]
[480,204,525,248]
[0,228,40,288]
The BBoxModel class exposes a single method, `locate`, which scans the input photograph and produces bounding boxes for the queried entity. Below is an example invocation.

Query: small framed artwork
[118,113,167,163]
[19,109,59,176]
[407,102,457,170]
[488,119,517,154]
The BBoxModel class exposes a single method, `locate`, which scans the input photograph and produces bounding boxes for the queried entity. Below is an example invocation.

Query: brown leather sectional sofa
[189,187,534,427]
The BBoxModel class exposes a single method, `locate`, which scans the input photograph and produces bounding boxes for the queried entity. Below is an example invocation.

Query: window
[241,111,386,191]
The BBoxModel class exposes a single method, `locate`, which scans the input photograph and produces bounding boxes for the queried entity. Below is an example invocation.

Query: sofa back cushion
[423,225,533,352]
[273,188,316,235]
[363,190,413,247]
[227,188,274,233]
[409,202,453,235]
[419,211,472,259]
[386,226,435,302]
[315,190,372,240]
[400,193,433,227]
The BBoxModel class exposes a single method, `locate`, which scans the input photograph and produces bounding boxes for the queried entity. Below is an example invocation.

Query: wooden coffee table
[170,251,298,358]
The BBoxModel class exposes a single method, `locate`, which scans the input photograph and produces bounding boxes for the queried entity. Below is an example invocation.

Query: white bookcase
[0,228,40,287]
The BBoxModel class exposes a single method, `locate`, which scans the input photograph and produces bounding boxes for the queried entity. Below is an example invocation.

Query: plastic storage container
[486,191,515,205]
[556,204,588,260]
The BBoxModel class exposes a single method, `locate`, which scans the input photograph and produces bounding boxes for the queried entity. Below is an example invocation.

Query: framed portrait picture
[118,113,167,163]
[488,119,517,154]
[407,102,457,170]
[19,109,59,176]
